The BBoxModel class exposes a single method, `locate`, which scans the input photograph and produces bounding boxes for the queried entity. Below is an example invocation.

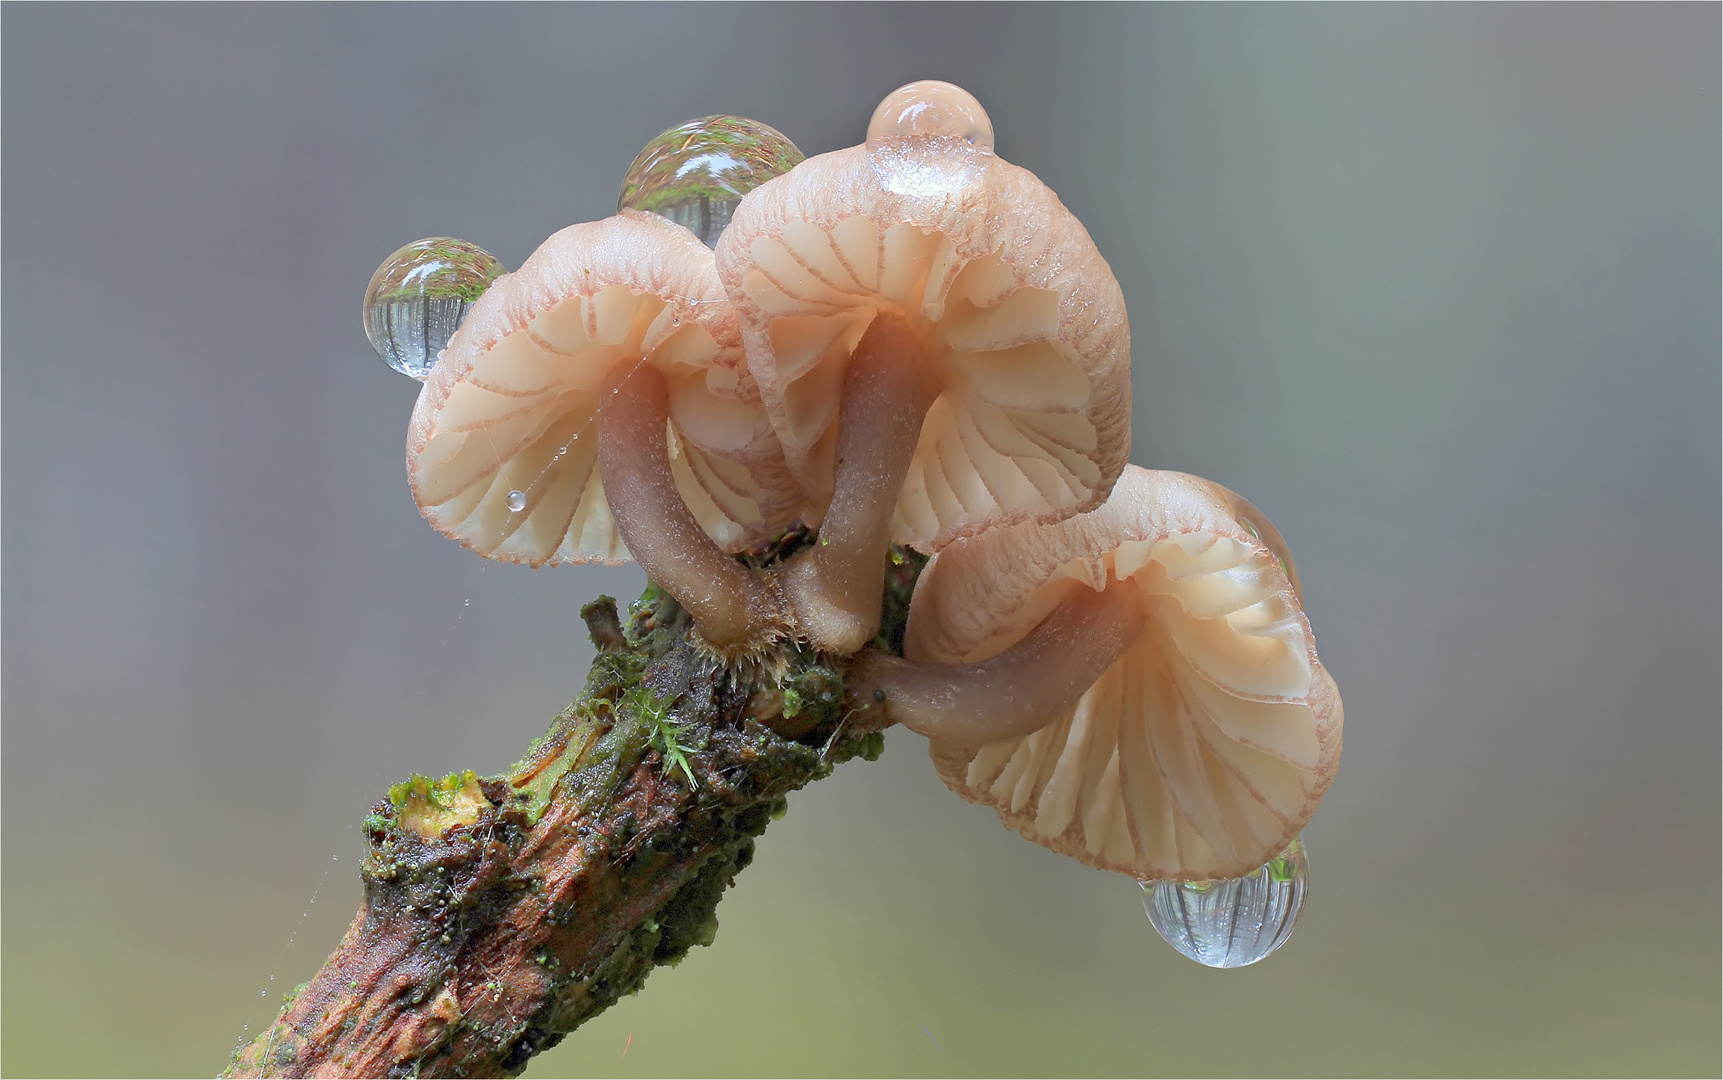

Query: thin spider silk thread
[232,853,341,1056]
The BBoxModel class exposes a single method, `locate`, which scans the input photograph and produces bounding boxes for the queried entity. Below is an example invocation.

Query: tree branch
[224,545,925,1079]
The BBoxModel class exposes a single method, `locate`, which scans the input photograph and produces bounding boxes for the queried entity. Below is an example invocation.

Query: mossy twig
[225,549,920,1079]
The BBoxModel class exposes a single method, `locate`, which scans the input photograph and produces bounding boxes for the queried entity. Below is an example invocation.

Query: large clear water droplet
[1140,837,1308,968]
[867,80,994,151]
[618,116,804,248]
[1214,485,1303,599]
[363,238,504,379]
[865,81,994,199]
[505,489,527,512]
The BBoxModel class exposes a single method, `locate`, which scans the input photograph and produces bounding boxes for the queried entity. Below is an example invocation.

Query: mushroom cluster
[368,82,1342,960]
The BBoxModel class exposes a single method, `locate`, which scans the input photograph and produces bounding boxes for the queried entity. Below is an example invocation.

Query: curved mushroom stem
[846,582,1146,747]
[598,362,785,655]
[780,309,941,654]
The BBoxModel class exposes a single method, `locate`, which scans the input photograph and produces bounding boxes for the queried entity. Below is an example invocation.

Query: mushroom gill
[865,466,1342,881]
[407,212,796,654]
[716,85,1131,653]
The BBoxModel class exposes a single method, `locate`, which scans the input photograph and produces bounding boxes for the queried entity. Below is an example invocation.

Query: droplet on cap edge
[1214,483,1303,599]
[618,116,805,248]
[867,80,994,153]
[363,238,504,379]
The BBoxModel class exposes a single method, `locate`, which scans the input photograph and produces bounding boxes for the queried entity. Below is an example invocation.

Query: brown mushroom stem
[597,362,783,653]
[780,309,941,653]
[847,581,1146,747]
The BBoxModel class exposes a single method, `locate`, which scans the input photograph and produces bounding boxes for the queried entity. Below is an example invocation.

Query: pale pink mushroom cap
[715,142,1132,550]
[407,212,799,566]
[905,466,1342,881]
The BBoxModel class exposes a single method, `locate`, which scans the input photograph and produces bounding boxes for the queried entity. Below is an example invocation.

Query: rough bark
[225,543,925,1079]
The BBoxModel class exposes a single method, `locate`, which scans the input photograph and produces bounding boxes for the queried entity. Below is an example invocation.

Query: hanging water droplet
[1140,837,1308,968]
[505,489,527,512]
[363,238,504,379]
[867,80,994,151]
[618,116,804,247]
[1214,484,1303,599]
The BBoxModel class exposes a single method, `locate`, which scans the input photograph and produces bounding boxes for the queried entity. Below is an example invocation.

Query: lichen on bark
[226,545,924,1079]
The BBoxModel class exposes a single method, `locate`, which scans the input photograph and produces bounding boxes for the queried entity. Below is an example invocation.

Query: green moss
[625,683,699,789]
[873,544,929,656]
[266,556,932,1077]
[859,731,887,761]
[650,845,739,963]
[514,745,581,826]
[389,770,488,839]
[507,707,607,826]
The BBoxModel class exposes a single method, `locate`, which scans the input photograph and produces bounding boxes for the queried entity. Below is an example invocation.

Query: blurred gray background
[4,4,1718,1076]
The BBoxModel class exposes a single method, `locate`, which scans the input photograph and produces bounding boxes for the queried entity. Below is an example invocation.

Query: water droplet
[865,82,994,198]
[363,238,504,379]
[505,489,527,512]
[867,80,994,152]
[618,116,804,247]
[1214,485,1303,599]
[1140,837,1308,968]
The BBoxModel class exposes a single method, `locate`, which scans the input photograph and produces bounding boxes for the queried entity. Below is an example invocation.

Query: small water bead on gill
[618,116,804,248]
[363,238,504,379]
[866,80,995,151]
[1140,838,1309,969]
